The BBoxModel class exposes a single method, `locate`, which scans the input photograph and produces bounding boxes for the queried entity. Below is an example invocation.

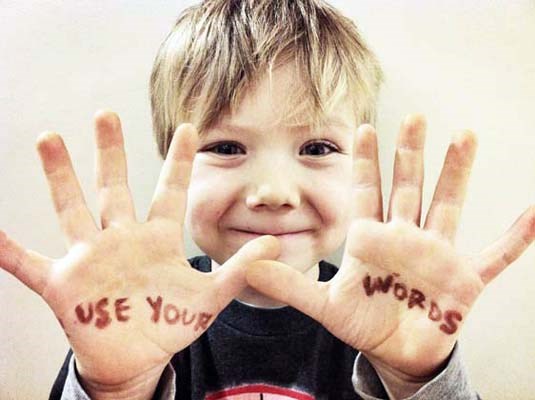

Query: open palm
[0,112,278,392]
[246,115,534,378]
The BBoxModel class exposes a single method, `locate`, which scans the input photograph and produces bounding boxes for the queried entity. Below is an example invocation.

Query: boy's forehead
[203,63,356,135]
[210,64,355,136]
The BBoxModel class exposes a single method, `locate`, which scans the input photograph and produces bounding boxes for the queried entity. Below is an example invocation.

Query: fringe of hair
[150,0,384,158]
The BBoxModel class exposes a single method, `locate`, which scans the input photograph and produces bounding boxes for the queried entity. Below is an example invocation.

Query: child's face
[186,63,355,274]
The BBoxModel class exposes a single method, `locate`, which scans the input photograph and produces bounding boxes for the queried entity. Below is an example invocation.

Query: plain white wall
[1,1,534,398]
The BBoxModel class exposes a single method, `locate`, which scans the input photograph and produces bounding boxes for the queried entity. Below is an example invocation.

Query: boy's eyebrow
[214,116,351,135]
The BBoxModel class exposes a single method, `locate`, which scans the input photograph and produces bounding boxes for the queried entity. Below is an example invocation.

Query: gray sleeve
[60,355,177,400]
[352,344,481,400]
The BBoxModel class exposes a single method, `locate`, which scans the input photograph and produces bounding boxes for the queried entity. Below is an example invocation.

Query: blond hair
[150,0,384,158]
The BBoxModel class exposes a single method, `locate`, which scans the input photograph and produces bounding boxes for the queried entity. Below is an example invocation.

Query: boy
[0,0,533,399]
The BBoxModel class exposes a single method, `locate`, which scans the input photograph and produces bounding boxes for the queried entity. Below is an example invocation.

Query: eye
[300,140,340,156]
[202,141,245,155]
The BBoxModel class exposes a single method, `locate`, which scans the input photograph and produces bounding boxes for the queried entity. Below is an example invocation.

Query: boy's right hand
[0,111,279,399]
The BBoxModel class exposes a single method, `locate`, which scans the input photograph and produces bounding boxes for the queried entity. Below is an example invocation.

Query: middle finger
[387,114,426,225]
[94,111,136,229]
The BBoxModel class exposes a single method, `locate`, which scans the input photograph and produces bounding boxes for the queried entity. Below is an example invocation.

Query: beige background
[1,1,534,399]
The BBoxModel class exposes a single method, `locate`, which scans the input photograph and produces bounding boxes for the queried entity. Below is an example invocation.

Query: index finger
[147,123,198,223]
[351,124,383,221]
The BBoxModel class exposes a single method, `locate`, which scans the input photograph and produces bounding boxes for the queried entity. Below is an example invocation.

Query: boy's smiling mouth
[229,228,313,238]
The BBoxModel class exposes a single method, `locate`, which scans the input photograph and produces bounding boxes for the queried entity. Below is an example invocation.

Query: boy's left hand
[246,115,535,379]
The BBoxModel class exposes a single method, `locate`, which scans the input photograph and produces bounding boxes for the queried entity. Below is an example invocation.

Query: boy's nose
[245,181,301,210]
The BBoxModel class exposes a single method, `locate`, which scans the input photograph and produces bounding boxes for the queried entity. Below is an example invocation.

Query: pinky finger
[476,206,535,284]
[0,230,52,295]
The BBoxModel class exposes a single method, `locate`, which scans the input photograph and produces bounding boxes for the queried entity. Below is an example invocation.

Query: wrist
[363,352,450,399]
[75,358,167,400]
[365,353,440,382]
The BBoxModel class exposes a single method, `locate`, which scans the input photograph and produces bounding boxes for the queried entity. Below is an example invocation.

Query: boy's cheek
[186,195,225,236]
[309,179,352,224]
[185,176,243,252]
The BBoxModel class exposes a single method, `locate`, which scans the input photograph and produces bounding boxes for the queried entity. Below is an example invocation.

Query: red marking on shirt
[205,384,314,400]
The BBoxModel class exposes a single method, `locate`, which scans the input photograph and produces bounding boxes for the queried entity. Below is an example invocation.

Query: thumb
[212,235,281,306]
[246,260,328,322]
[0,230,52,295]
